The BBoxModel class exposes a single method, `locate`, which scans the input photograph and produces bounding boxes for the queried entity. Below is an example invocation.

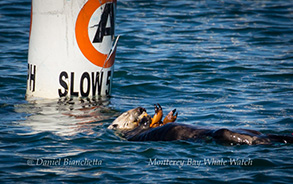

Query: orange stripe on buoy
[75,0,116,68]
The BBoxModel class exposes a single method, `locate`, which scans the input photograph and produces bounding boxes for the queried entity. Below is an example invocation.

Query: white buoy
[26,0,118,100]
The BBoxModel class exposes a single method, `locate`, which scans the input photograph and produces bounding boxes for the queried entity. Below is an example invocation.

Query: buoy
[26,0,118,100]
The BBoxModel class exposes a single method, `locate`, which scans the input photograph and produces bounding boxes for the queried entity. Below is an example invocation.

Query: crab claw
[150,104,163,128]
[162,109,178,125]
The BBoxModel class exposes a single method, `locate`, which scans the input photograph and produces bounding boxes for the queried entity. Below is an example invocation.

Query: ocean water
[1,0,293,183]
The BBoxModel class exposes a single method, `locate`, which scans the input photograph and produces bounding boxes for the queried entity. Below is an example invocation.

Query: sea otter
[108,104,293,145]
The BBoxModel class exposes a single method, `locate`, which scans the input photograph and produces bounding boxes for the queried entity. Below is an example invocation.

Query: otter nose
[108,124,118,130]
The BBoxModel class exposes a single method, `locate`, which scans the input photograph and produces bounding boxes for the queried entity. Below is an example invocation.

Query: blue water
[1,0,293,183]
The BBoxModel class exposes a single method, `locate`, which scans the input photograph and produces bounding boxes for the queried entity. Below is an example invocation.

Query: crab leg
[162,109,178,125]
[150,104,163,128]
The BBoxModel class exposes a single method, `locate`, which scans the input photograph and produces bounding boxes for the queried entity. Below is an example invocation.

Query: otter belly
[124,123,293,145]
[126,123,213,141]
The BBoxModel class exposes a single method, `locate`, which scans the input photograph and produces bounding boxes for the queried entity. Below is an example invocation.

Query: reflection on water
[15,98,119,136]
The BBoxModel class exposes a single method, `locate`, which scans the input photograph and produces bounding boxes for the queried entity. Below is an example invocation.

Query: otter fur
[108,106,293,145]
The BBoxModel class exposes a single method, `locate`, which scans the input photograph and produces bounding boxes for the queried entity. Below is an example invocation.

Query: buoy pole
[26,0,118,100]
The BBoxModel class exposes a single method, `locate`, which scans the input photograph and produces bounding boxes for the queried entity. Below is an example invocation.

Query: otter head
[108,107,148,130]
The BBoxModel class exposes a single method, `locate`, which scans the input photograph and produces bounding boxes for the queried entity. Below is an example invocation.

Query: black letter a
[93,3,114,43]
